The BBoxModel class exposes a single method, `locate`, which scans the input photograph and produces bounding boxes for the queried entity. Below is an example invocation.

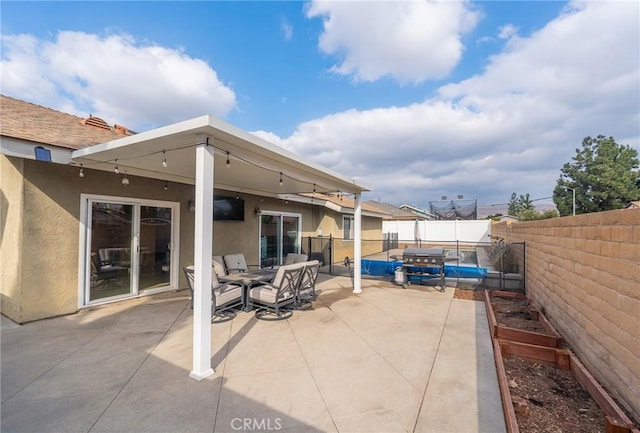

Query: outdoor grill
[397,248,459,292]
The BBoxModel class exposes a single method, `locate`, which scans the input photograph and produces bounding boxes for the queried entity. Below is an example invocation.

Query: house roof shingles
[365,200,423,220]
[0,94,131,150]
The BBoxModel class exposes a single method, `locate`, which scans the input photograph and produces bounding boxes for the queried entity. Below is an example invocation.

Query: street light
[566,187,576,216]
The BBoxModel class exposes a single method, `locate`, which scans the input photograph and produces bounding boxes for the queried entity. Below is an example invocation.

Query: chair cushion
[249,285,293,304]
[284,253,308,265]
[214,284,242,306]
[224,254,248,274]
[212,256,226,277]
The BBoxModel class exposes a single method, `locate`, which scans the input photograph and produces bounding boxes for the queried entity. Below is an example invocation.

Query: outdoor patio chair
[223,253,260,274]
[285,253,308,265]
[212,255,227,277]
[248,263,304,320]
[183,266,243,322]
[271,253,308,269]
[295,260,320,308]
[90,252,128,287]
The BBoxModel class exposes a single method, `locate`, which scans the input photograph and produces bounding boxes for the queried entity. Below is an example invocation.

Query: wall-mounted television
[214,196,245,221]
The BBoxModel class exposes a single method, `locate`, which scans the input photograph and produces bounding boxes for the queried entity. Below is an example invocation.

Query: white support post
[353,192,362,294]
[190,138,214,381]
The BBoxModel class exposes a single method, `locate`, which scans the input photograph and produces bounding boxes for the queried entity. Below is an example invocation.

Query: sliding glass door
[83,196,178,304]
[259,212,301,267]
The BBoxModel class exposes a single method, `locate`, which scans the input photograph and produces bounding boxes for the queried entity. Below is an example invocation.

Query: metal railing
[301,236,526,292]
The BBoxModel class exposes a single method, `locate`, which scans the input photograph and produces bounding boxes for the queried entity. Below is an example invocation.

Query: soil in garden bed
[504,356,605,433]
[491,295,550,334]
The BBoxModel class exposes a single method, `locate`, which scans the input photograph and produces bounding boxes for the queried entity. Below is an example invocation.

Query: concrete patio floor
[1,275,506,433]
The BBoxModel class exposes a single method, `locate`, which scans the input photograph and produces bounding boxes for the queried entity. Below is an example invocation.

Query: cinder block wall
[492,209,640,422]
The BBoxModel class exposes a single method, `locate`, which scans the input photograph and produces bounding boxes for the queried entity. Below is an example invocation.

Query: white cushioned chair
[295,260,321,308]
[248,262,305,320]
[223,253,259,274]
[184,266,243,322]
[212,256,227,277]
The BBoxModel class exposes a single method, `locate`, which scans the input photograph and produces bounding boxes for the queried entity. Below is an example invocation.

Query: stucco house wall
[492,209,640,421]
[0,155,197,323]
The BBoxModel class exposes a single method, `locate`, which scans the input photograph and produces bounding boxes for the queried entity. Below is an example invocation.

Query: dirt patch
[453,288,484,301]
[504,357,605,433]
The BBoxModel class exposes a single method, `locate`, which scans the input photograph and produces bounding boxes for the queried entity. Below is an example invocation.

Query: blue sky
[2,1,639,210]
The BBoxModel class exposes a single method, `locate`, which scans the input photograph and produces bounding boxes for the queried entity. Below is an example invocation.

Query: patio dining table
[219,268,277,311]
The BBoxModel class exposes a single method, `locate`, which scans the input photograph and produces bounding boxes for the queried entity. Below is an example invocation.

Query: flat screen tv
[214,196,245,221]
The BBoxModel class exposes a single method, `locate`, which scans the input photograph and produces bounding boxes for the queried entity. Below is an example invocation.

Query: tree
[485,213,504,221]
[553,136,640,216]
[508,192,535,216]
[518,209,559,221]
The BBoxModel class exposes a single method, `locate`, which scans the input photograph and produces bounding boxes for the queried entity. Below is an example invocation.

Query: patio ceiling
[71,115,369,197]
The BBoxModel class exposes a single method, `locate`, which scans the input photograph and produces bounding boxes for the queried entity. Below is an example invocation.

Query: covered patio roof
[71,114,369,381]
[72,115,368,198]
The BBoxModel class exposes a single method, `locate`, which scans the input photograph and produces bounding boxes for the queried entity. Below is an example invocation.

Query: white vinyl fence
[383,220,491,244]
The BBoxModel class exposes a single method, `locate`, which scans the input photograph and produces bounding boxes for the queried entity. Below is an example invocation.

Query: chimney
[114,124,130,136]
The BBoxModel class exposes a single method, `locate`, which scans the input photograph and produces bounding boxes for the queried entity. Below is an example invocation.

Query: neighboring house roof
[365,201,421,220]
[281,193,390,218]
[625,201,640,209]
[399,203,435,220]
[0,94,132,150]
[496,215,519,222]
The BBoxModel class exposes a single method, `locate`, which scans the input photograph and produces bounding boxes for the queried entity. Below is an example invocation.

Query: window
[343,216,354,240]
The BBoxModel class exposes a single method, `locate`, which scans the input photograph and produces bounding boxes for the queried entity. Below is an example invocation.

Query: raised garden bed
[453,288,640,432]
[477,289,639,433]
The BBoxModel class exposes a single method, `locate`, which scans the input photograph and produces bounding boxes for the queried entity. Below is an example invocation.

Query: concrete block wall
[492,208,640,422]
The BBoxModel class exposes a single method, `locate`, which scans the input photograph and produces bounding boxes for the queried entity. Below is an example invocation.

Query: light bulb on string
[79,164,84,178]
[122,172,129,186]
[279,172,283,187]
[162,150,167,168]
[226,151,231,168]
[163,180,168,191]
[114,159,119,174]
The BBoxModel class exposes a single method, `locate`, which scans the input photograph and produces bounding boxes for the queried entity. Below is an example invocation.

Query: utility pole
[567,187,576,216]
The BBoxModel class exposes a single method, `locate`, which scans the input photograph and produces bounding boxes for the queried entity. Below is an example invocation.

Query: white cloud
[0,31,236,131]
[262,1,640,207]
[281,18,293,41]
[498,24,518,40]
[306,0,480,83]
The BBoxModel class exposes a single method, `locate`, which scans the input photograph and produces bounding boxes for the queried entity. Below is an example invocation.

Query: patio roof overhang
[71,115,368,198]
[71,115,368,381]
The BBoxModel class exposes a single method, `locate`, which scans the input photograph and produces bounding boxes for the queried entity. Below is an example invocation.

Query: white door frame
[77,193,181,308]
[258,210,302,266]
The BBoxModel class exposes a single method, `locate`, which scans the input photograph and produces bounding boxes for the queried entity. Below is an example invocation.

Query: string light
[122,172,129,186]
[163,180,168,191]
[81,142,351,197]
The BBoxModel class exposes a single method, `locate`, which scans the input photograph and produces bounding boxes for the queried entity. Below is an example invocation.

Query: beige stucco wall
[1,156,195,323]
[492,209,640,421]
[0,155,24,320]
[321,209,385,262]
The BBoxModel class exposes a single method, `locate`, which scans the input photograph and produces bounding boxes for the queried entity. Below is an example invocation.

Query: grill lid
[402,248,445,258]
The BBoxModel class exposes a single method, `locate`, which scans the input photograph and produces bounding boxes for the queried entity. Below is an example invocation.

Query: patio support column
[353,192,362,294]
[190,137,214,381]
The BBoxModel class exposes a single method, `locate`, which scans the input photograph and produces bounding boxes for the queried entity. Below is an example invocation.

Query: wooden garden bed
[482,290,639,433]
